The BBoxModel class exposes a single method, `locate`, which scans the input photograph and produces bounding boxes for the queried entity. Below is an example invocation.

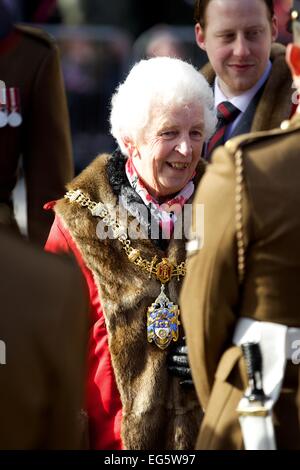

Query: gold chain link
[65,189,186,282]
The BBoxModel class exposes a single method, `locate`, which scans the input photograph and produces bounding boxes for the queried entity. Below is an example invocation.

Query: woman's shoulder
[44,213,72,255]
[54,152,120,223]
[54,153,113,209]
[69,153,111,193]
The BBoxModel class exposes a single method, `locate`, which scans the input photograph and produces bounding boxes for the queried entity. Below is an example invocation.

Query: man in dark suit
[0,228,88,449]
[194,0,294,158]
[0,1,73,245]
[181,2,300,449]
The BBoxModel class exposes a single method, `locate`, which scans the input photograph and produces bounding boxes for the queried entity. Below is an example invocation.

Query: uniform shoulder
[224,114,300,156]
[270,42,286,59]
[14,24,57,49]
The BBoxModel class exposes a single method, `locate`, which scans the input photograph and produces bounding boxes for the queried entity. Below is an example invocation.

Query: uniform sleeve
[24,43,74,246]
[181,148,250,409]
[45,259,89,449]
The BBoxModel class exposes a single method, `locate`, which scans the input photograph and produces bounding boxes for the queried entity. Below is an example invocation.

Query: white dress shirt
[214,61,272,140]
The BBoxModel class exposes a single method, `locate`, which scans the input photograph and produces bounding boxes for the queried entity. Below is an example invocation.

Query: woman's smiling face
[126,102,205,199]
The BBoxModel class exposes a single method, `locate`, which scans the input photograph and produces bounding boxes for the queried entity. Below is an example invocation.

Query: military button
[185,237,202,256]
[225,139,235,152]
[280,120,290,130]
[291,9,299,21]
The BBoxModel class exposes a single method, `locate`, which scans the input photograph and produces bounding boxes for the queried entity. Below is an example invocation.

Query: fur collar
[107,149,163,248]
[108,148,206,250]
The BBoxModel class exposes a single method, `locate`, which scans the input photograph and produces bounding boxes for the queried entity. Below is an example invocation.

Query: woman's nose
[175,139,192,157]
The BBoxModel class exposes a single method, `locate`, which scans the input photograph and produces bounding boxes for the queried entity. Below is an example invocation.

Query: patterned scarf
[125,157,194,237]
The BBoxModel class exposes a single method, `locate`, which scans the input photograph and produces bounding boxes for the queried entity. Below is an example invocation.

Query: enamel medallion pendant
[147,284,180,350]
[65,190,186,352]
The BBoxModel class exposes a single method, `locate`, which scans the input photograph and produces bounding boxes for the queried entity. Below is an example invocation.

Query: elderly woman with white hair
[45,56,216,450]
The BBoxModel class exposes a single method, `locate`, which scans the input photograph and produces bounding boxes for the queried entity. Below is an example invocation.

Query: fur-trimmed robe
[53,153,205,450]
[201,43,293,132]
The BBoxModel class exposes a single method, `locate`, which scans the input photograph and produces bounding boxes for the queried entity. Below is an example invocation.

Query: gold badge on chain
[147,284,180,350]
[65,190,184,351]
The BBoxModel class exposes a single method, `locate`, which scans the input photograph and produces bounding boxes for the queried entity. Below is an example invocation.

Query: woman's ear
[122,137,139,158]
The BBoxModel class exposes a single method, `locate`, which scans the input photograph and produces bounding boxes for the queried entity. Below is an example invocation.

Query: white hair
[110,56,216,156]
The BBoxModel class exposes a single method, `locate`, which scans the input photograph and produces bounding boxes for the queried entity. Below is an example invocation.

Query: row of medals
[0,107,22,128]
[0,86,22,128]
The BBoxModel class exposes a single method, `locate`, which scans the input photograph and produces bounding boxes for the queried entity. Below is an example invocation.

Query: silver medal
[8,111,22,127]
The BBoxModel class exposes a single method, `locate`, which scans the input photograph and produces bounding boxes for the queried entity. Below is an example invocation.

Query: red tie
[206,101,240,159]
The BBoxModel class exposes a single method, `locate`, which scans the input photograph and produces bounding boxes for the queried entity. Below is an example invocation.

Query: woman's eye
[161,131,176,138]
[190,130,203,139]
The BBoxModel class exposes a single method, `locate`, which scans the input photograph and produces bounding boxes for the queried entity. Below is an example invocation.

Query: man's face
[195,0,278,98]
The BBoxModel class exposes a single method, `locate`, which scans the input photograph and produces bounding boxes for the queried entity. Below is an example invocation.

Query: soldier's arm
[24,37,73,245]
[181,147,249,408]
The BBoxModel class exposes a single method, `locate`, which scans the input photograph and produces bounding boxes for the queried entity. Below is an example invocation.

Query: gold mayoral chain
[65,189,185,350]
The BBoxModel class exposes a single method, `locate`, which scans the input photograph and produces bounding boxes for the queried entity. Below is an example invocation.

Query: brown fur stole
[54,154,205,450]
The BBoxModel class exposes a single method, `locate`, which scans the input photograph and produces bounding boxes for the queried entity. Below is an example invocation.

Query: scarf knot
[125,157,194,237]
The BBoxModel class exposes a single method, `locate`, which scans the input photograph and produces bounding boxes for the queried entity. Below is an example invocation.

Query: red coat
[45,204,123,449]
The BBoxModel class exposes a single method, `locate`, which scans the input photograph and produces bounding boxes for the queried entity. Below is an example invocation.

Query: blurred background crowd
[5,0,292,172]
[3,0,293,232]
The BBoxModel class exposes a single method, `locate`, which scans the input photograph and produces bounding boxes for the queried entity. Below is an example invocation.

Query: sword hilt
[241,342,267,403]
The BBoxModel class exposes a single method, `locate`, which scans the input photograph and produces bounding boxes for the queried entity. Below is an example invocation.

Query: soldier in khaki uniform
[0,2,73,245]
[181,4,300,450]
[0,227,88,449]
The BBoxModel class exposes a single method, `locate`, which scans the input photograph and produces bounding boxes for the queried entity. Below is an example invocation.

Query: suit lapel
[230,83,266,138]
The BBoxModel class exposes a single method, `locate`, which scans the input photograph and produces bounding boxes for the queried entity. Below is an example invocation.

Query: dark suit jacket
[0,228,88,449]
[0,24,73,245]
[181,114,300,449]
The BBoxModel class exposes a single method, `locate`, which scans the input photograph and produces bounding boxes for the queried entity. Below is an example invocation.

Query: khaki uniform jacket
[0,25,73,245]
[0,228,88,449]
[181,114,300,449]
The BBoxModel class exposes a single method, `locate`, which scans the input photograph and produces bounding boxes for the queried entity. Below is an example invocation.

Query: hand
[167,338,194,387]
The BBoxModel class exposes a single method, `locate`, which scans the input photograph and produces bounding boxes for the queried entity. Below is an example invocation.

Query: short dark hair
[194,0,274,28]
